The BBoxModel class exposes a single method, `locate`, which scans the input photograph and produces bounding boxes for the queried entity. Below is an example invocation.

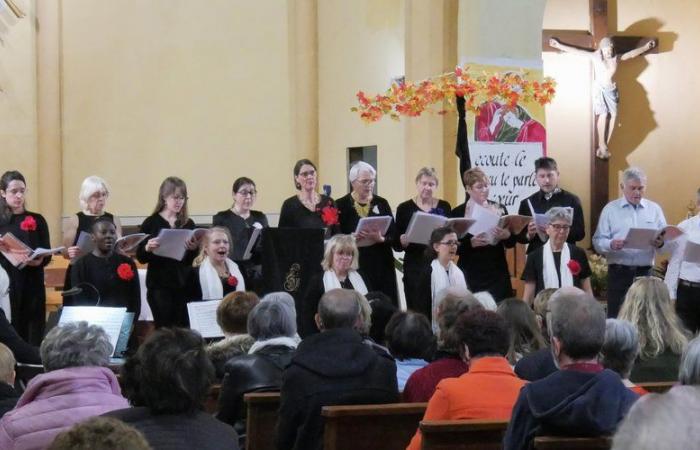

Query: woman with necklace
[395,167,452,312]
[213,177,268,294]
[190,227,245,300]
[335,161,398,302]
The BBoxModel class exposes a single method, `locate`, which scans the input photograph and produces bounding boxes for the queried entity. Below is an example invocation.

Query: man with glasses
[593,167,666,318]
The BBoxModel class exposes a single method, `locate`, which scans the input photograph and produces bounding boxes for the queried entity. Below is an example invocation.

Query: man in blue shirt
[593,167,666,317]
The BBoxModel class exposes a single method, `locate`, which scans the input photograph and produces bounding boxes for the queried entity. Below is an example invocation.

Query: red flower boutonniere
[117,263,135,281]
[19,215,36,232]
[227,275,238,288]
[318,202,339,226]
[567,259,582,277]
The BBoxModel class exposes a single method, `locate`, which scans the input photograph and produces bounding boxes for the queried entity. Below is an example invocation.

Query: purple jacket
[0,366,128,450]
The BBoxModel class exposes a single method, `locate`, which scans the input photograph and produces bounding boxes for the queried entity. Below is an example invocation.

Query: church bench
[637,381,675,393]
[245,392,281,450]
[204,383,222,414]
[321,402,427,450]
[533,435,612,450]
[419,419,509,450]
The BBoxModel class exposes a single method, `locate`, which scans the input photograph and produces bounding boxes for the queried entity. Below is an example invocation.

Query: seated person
[48,417,151,450]
[385,311,436,391]
[504,291,639,450]
[407,309,526,450]
[0,322,128,449]
[679,335,700,386]
[206,291,259,379]
[497,298,547,364]
[105,328,239,450]
[403,288,481,402]
[473,291,497,311]
[217,300,298,435]
[0,309,40,365]
[366,291,397,347]
[191,227,246,299]
[276,288,398,450]
[0,343,19,417]
[68,218,141,313]
[601,319,648,395]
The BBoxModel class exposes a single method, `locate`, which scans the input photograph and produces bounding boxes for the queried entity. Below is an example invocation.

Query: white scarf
[430,259,467,332]
[322,270,368,295]
[0,266,10,322]
[248,335,300,355]
[542,240,574,289]
[199,257,245,300]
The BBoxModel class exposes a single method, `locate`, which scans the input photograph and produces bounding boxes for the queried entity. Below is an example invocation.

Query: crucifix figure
[549,36,655,160]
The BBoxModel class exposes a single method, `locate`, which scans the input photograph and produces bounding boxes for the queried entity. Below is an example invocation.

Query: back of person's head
[121,328,213,415]
[366,291,397,345]
[48,417,151,450]
[217,291,259,335]
[317,288,362,331]
[436,290,482,351]
[40,321,112,372]
[247,300,297,341]
[454,309,510,359]
[619,277,689,359]
[355,293,372,337]
[261,291,298,326]
[497,298,546,363]
[600,319,640,379]
[612,386,700,450]
[472,291,497,311]
[0,342,15,385]
[548,292,605,360]
[679,336,700,385]
[385,311,436,361]
[533,288,557,339]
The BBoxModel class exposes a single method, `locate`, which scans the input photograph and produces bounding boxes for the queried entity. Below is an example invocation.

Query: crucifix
[542,0,657,235]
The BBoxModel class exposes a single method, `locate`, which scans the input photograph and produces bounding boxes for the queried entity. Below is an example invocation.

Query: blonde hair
[321,234,359,271]
[462,167,488,188]
[415,167,439,186]
[193,227,233,267]
[618,277,689,360]
[0,342,14,384]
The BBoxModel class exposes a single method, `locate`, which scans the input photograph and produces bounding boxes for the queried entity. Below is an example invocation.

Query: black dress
[136,214,197,328]
[394,199,451,312]
[335,194,398,302]
[212,209,268,294]
[516,189,585,254]
[278,194,340,237]
[0,212,51,345]
[520,243,591,297]
[451,201,516,301]
[64,211,116,290]
[68,252,141,314]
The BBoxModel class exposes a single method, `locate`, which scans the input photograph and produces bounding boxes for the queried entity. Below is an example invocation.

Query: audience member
[106,328,239,450]
[407,310,526,450]
[600,319,648,395]
[679,335,700,385]
[0,322,128,449]
[504,292,638,450]
[473,291,497,311]
[618,277,689,382]
[0,343,19,417]
[385,311,436,390]
[366,291,397,347]
[276,288,398,450]
[48,417,151,450]
[497,298,546,364]
[0,309,40,366]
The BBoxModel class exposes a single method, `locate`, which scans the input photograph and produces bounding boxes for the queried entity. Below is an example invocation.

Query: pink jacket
[0,366,128,450]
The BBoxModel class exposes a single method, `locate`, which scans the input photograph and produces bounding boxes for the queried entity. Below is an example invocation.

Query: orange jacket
[407,356,526,450]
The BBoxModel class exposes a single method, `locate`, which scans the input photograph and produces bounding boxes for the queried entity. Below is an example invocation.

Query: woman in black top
[212,177,268,294]
[69,218,141,314]
[395,167,451,312]
[451,168,516,302]
[0,171,52,345]
[137,177,200,328]
[278,159,339,236]
[335,161,398,302]
[190,227,246,300]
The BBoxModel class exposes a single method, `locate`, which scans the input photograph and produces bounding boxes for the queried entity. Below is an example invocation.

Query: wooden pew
[245,392,281,450]
[637,381,675,393]
[204,383,221,414]
[322,402,427,450]
[533,436,612,450]
[419,419,509,450]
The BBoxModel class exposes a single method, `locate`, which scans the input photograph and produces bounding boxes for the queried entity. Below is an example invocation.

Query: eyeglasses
[170,195,188,202]
[549,224,570,231]
[4,188,26,196]
[298,170,316,178]
[237,190,257,197]
[356,178,376,186]
[439,240,460,247]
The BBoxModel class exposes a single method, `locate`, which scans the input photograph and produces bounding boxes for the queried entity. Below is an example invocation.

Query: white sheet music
[354,216,393,247]
[405,212,448,245]
[187,300,224,338]
[153,228,207,261]
[242,224,263,261]
[683,240,700,264]
[76,231,95,255]
[59,306,127,356]
[623,228,657,250]
[467,203,500,237]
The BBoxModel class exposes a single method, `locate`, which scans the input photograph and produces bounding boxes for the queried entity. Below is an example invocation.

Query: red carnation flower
[567,259,582,276]
[117,263,135,281]
[19,215,36,232]
[227,275,238,287]
[319,205,339,226]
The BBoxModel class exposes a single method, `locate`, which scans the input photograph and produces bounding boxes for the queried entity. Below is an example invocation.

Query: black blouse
[68,252,141,313]
[394,199,452,273]
[188,266,240,300]
[72,211,115,245]
[212,209,269,262]
[0,212,52,270]
[278,194,339,236]
[520,243,591,296]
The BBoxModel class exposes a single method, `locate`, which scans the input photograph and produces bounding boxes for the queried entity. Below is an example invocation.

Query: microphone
[323,184,332,197]
[61,282,102,307]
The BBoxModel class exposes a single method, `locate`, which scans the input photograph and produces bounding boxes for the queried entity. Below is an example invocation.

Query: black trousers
[147,287,189,328]
[606,264,651,318]
[676,281,700,333]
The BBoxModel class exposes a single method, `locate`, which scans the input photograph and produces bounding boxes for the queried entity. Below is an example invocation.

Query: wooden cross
[542,0,657,235]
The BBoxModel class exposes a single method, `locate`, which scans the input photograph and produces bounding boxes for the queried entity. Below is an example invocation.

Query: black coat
[0,382,19,417]
[276,328,399,450]
[516,189,585,254]
[0,309,40,365]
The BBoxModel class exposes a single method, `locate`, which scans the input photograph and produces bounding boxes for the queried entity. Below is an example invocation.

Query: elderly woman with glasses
[335,161,398,302]
[521,207,592,303]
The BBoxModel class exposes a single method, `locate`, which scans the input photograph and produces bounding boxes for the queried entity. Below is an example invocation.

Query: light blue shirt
[593,197,666,267]
[395,358,429,391]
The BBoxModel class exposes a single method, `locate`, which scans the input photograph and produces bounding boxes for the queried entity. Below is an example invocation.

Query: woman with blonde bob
[300,234,370,336]
[618,277,690,382]
[191,227,246,300]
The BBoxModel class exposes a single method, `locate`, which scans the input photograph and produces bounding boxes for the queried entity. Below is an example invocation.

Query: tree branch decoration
[352,66,556,123]
[3,0,25,19]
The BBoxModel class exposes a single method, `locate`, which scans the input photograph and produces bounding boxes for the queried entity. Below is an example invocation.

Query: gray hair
[679,336,700,385]
[318,288,361,330]
[356,292,372,337]
[546,206,573,226]
[261,291,297,327]
[612,386,700,450]
[600,319,640,379]
[548,292,605,360]
[473,291,497,311]
[40,322,112,371]
[415,167,439,186]
[247,301,297,340]
[436,290,482,351]
[621,167,647,185]
[78,175,110,211]
[348,161,376,183]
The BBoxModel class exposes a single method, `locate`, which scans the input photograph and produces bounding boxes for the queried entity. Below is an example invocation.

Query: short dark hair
[454,309,510,357]
[232,176,256,194]
[385,311,436,360]
[534,157,558,172]
[217,291,259,334]
[48,417,151,450]
[549,293,605,360]
[121,328,214,415]
[426,226,456,259]
[366,292,397,345]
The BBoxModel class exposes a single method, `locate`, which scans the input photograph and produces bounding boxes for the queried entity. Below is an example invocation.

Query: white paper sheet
[623,228,658,250]
[683,240,700,264]
[152,228,207,261]
[354,216,393,247]
[187,299,224,338]
[405,212,447,245]
[76,231,95,255]
[242,224,263,261]
[59,306,127,356]
[466,203,500,237]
